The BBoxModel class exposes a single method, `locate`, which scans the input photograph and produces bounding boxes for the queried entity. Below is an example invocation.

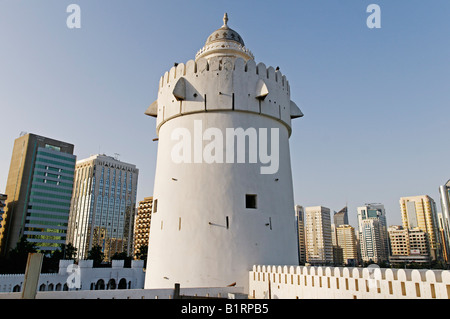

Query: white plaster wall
[0,286,244,299]
[0,260,145,293]
[154,57,292,136]
[249,265,450,299]
[145,112,298,290]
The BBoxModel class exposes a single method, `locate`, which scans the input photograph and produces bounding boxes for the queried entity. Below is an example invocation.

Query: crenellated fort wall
[151,56,299,135]
[249,265,450,299]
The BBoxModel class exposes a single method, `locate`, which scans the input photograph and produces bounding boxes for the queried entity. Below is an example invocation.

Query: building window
[246,194,257,209]
[153,199,158,213]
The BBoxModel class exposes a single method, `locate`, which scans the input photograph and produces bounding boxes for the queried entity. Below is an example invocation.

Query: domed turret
[195,13,254,61]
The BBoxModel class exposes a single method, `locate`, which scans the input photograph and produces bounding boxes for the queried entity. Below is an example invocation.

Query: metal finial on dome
[223,13,228,27]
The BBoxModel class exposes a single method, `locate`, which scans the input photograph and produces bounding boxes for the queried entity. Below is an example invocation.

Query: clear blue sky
[1,0,449,228]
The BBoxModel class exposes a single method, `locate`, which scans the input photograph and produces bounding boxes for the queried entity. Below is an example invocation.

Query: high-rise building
[437,213,449,263]
[439,181,450,262]
[295,205,306,264]
[304,206,333,265]
[333,206,348,227]
[0,133,76,255]
[331,223,343,265]
[335,224,358,266]
[67,154,138,261]
[0,194,7,232]
[388,225,409,256]
[388,225,430,265]
[399,195,441,261]
[134,197,152,258]
[357,203,389,263]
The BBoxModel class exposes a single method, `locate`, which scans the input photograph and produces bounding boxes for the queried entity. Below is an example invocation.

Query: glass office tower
[0,133,76,255]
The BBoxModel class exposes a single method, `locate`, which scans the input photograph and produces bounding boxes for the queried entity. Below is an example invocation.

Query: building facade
[439,181,450,262]
[295,205,306,265]
[144,14,302,290]
[0,133,76,255]
[304,206,333,265]
[399,195,441,261]
[67,154,138,261]
[357,203,389,263]
[0,259,144,293]
[134,197,152,258]
[388,225,430,265]
[336,224,358,266]
[437,213,449,263]
[0,194,6,233]
[333,206,348,227]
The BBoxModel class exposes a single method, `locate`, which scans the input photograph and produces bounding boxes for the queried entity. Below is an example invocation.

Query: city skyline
[1,1,450,228]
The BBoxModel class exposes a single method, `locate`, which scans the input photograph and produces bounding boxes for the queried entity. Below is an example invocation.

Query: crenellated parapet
[145,56,303,136]
[249,265,450,299]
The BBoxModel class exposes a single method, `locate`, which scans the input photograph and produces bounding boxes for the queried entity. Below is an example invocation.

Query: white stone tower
[144,14,303,291]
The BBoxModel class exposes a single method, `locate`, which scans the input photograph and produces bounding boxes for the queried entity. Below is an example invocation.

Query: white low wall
[0,259,145,293]
[0,286,244,299]
[249,265,450,299]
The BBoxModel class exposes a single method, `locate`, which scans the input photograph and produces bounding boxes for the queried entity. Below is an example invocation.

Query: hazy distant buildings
[334,206,348,227]
[0,133,76,255]
[304,206,333,265]
[134,196,152,258]
[67,154,138,261]
[399,195,441,261]
[357,203,389,264]
[437,213,449,263]
[388,225,430,265]
[335,224,358,266]
[295,205,307,264]
[439,181,450,262]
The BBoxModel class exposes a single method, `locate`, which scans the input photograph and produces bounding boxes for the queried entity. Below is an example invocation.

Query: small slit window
[153,199,158,213]
[246,194,257,209]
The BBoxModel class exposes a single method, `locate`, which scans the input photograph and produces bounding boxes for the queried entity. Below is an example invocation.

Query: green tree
[86,244,104,267]
[63,243,77,260]
[8,236,38,273]
[111,251,132,267]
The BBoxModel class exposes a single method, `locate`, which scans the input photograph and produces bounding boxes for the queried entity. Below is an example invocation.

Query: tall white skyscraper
[357,203,389,263]
[67,154,139,261]
[304,206,333,265]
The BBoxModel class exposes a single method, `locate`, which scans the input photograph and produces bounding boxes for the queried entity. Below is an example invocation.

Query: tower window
[246,194,257,209]
[153,199,158,213]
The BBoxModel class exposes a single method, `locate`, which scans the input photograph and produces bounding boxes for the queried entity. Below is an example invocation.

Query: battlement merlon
[145,56,303,136]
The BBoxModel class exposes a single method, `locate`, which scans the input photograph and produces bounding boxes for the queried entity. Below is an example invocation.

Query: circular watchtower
[144,14,303,292]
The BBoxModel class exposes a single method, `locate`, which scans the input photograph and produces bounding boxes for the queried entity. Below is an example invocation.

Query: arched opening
[48,283,54,291]
[13,285,21,292]
[55,283,62,291]
[118,278,127,289]
[39,284,46,291]
[107,279,116,290]
[96,279,105,290]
